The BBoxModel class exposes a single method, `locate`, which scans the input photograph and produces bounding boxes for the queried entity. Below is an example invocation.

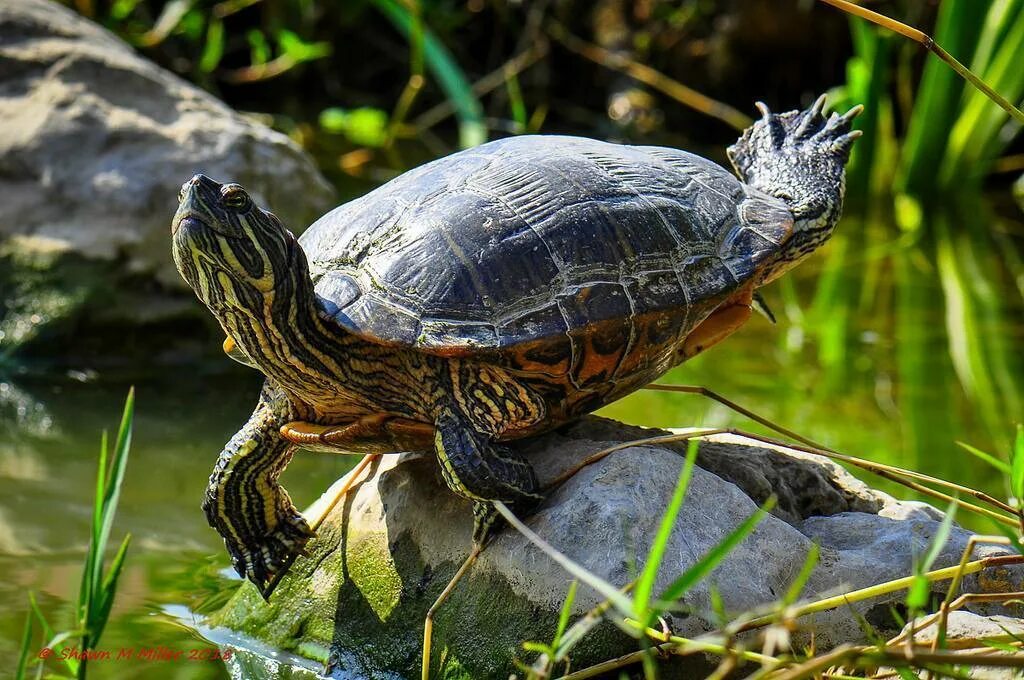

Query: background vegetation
[63,0,1024,468]
[8,1,1024,677]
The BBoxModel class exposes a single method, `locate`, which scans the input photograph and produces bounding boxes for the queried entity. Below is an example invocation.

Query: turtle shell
[300,135,792,382]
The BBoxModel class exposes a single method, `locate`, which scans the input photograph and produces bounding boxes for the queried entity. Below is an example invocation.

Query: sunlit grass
[16,390,134,680]
[501,426,1024,679]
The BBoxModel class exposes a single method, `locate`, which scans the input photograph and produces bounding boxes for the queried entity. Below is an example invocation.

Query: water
[2,205,1022,679]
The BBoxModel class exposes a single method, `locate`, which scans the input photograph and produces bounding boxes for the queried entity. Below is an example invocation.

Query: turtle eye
[222,186,249,209]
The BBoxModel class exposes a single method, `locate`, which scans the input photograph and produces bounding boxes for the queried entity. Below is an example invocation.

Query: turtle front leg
[204,386,313,597]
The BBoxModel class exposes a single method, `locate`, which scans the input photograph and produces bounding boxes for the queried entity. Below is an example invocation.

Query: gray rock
[885,612,1024,679]
[0,0,334,356]
[209,417,1024,679]
[901,611,1024,649]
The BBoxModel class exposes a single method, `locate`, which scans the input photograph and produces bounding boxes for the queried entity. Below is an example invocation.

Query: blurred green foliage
[65,0,1023,470]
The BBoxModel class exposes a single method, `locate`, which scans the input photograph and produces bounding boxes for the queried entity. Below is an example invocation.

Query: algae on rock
[209,417,1023,678]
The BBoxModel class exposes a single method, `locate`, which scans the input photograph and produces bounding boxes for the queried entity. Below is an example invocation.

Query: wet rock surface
[210,417,1022,679]
[0,0,333,359]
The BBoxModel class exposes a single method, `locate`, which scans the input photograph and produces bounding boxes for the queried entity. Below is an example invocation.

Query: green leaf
[91,535,132,639]
[907,499,957,612]
[895,666,918,680]
[247,30,270,66]
[655,496,776,608]
[552,580,578,651]
[955,440,1011,474]
[633,440,699,619]
[783,543,820,607]
[345,108,389,147]
[199,18,225,73]
[319,108,348,132]
[1011,424,1024,504]
[319,108,390,147]
[981,639,1019,653]
[988,517,1024,555]
[521,641,551,654]
[505,70,528,130]
[922,500,957,574]
[277,30,331,64]
[90,390,133,618]
[905,574,932,611]
[371,0,486,148]
[16,606,33,680]
[109,0,141,21]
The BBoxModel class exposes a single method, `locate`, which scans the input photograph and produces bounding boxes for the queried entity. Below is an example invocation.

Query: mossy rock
[209,418,1021,678]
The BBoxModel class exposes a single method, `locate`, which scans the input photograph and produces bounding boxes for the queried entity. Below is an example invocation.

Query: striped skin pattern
[170,98,859,595]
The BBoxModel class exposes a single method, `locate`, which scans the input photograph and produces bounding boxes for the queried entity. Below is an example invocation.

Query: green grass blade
[982,639,1019,653]
[783,543,821,607]
[988,518,1024,555]
[956,440,1012,475]
[505,70,528,131]
[923,501,957,573]
[91,389,134,608]
[1012,424,1024,503]
[897,0,988,195]
[16,607,34,680]
[633,440,699,617]
[29,594,78,676]
[907,499,957,612]
[941,3,1024,184]
[655,496,777,608]
[78,428,106,627]
[492,502,634,617]
[198,17,225,73]
[551,580,578,651]
[91,534,132,638]
[371,0,486,149]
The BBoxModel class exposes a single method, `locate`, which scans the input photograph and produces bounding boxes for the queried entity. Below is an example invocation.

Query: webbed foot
[204,492,315,598]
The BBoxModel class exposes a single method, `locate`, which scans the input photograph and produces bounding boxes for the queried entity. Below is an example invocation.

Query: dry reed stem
[647,383,1018,518]
[546,22,753,131]
[817,0,1024,124]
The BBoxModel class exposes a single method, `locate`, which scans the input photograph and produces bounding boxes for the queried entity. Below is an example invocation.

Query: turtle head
[728,96,862,242]
[172,174,304,311]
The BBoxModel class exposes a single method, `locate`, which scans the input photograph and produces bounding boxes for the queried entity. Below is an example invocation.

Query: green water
[2,204,1022,679]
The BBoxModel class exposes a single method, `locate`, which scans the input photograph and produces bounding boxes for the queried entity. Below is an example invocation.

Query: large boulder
[0,0,334,361]
[209,418,1022,679]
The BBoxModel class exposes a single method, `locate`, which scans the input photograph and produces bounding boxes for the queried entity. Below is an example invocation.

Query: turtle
[170,95,861,597]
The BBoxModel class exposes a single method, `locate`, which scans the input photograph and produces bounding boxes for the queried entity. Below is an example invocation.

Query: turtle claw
[224,510,315,599]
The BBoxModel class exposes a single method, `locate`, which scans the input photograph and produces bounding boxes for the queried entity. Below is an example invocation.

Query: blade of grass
[493,501,634,616]
[92,534,132,639]
[30,594,78,676]
[15,608,33,680]
[907,500,957,614]
[89,389,134,625]
[371,0,486,148]
[783,543,821,607]
[633,440,699,618]
[889,0,988,195]
[1013,425,1024,504]
[552,580,578,652]
[942,2,1024,185]
[655,496,777,609]
[818,0,1024,127]
[957,441,1012,475]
